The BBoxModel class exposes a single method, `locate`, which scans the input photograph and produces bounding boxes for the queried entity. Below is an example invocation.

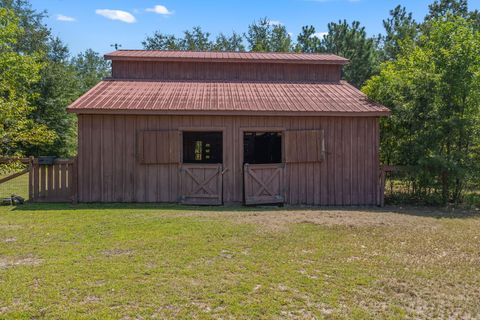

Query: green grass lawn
[0,172,29,200]
[1,204,479,319]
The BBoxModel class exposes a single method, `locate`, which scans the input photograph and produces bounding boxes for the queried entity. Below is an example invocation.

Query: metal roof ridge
[104,50,350,65]
[108,49,346,56]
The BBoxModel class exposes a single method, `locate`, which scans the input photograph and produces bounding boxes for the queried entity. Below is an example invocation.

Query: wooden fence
[0,157,77,203]
[378,165,403,207]
[30,158,77,203]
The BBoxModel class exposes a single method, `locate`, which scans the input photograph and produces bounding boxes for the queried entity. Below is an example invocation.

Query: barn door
[179,164,223,205]
[244,163,285,205]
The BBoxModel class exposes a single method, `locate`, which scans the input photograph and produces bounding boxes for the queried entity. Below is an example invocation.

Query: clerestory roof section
[105,50,350,65]
[67,79,390,116]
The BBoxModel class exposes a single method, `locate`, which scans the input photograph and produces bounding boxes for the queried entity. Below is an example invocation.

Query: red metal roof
[68,80,390,116]
[105,50,349,65]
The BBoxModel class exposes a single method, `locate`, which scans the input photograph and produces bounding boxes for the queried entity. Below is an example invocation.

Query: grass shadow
[12,202,285,213]
[8,202,480,219]
[381,205,480,219]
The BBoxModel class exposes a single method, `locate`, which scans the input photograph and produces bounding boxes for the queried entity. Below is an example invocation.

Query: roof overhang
[68,109,390,117]
[67,79,390,116]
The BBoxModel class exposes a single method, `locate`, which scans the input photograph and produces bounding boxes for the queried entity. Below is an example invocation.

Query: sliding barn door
[179,164,223,205]
[244,163,285,205]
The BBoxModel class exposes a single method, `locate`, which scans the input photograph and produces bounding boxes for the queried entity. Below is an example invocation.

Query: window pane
[194,141,203,161]
[183,132,223,164]
[244,132,282,164]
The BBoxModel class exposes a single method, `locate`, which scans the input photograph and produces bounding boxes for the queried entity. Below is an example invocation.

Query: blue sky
[31,0,480,55]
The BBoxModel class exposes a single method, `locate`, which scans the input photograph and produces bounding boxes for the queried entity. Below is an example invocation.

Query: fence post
[71,157,78,204]
[379,165,386,207]
[28,156,34,201]
[33,158,39,202]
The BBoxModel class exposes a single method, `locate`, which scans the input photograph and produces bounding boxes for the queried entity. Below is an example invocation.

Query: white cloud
[146,5,173,15]
[57,14,75,22]
[313,32,328,39]
[95,9,136,23]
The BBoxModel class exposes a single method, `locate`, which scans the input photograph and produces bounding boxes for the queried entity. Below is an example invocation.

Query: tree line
[142,18,379,88]
[364,1,480,204]
[1,0,479,204]
[1,0,110,159]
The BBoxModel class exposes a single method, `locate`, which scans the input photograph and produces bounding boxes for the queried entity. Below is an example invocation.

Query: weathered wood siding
[77,115,380,205]
[111,61,342,82]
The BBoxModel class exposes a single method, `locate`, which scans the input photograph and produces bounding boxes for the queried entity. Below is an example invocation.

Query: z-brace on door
[179,164,223,205]
[180,131,224,205]
[243,131,285,205]
[244,163,285,205]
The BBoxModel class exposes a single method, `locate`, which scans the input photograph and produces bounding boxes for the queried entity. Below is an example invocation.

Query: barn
[67,50,390,206]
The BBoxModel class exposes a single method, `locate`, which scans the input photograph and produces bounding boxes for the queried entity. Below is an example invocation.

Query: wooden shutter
[137,130,179,164]
[285,129,325,163]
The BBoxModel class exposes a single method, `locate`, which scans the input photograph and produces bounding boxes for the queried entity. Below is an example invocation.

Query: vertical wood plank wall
[111,61,342,82]
[77,115,380,205]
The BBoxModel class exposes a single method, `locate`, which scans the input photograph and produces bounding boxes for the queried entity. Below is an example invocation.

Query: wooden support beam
[0,168,30,185]
[0,157,31,164]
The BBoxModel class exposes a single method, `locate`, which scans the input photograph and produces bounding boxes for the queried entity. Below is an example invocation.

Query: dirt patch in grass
[357,277,480,319]
[0,255,43,269]
[81,295,102,304]
[191,301,212,313]
[102,249,134,257]
[0,224,22,231]
[151,305,182,318]
[179,207,451,232]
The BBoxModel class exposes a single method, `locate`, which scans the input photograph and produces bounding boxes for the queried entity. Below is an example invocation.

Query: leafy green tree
[270,24,292,52]
[72,49,111,94]
[245,18,293,52]
[425,0,480,30]
[321,20,379,87]
[363,15,480,204]
[142,32,181,50]
[213,32,245,51]
[33,47,109,157]
[1,1,112,157]
[0,0,50,54]
[1,1,79,157]
[0,8,54,156]
[426,0,469,20]
[295,25,321,53]
[246,18,271,52]
[143,28,245,52]
[0,0,108,156]
[28,37,79,157]
[382,5,418,60]
[182,26,212,50]
[143,27,214,51]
